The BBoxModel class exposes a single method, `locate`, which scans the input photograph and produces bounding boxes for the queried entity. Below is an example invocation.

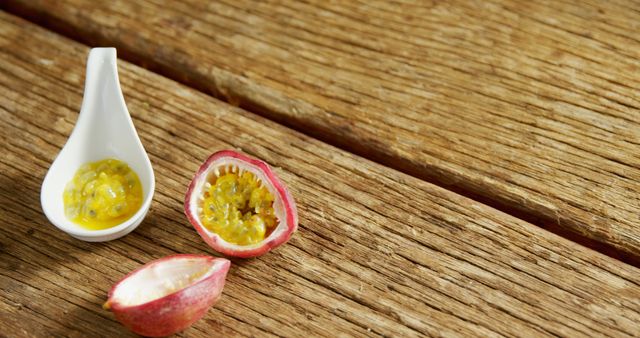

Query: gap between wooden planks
[1,12,640,338]
[3,0,638,265]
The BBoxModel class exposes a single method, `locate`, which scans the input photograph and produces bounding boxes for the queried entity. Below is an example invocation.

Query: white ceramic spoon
[41,48,155,242]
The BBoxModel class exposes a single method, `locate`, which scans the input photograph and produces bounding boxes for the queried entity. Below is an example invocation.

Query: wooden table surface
[1,1,639,337]
[5,0,640,263]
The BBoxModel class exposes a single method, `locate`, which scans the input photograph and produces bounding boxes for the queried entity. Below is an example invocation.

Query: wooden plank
[1,12,640,337]
[3,0,639,262]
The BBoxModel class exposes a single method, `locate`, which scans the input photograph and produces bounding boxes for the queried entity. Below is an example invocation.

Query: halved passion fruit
[185,150,298,258]
[104,254,230,337]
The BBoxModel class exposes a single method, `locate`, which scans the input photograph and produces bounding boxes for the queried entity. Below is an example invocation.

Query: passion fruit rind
[104,254,230,337]
[185,150,298,258]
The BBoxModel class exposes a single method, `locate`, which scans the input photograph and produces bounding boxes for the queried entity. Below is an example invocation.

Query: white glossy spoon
[41,48,155,242]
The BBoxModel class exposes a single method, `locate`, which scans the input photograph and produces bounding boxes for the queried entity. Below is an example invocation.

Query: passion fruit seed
[199,165,277,245]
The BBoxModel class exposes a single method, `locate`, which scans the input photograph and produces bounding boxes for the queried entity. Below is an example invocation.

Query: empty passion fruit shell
[185,150,298,258]
[104,254,230,337]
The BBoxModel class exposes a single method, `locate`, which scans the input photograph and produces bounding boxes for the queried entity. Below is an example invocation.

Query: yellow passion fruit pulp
[63,158,142,230]
[200,167,277,245]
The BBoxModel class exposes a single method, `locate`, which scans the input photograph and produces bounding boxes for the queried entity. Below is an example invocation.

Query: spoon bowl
[41,48,155,242]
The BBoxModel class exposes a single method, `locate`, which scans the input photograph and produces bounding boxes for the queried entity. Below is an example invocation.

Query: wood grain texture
[3,0,638,263]
[1,12,640,338]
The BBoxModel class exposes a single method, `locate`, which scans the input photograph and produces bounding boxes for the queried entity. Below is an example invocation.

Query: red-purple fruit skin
[185,150,298,258]
[105,255,230,337]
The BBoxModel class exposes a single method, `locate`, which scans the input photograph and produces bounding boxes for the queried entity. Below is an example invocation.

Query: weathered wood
[4,0,638,262]
[1,12,640,338]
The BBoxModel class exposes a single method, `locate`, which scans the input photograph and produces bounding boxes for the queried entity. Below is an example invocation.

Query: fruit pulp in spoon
[200,167,277,245]
[63,158,142,230]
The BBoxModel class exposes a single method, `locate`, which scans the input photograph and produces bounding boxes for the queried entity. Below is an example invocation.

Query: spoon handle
[76,48,129,128]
